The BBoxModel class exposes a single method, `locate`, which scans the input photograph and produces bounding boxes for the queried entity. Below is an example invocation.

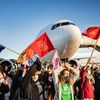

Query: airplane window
[61,22,76,26]
[51,22,76,30]
[51,23,60,30]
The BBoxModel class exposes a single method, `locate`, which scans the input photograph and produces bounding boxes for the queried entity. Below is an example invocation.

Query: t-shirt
[61,83,72,100]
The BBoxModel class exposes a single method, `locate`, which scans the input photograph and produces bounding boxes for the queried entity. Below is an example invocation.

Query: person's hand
[22,67,27,77]
[64,63,71,68]
[84,58,92,70]
[87,57,92,64]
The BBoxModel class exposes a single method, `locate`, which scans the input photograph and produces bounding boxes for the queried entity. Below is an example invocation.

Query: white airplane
[36,20,82,61]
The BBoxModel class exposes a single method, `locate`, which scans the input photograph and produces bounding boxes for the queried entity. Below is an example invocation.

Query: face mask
[64,76,70,83]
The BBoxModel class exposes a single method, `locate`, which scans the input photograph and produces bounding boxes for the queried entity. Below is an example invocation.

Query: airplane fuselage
[36,20,82,61]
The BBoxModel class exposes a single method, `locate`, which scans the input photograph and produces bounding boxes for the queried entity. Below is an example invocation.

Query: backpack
[74,77,87,99]
[74,78,81,99]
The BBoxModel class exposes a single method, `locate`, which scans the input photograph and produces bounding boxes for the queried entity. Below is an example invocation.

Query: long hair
[19,59,41,99]
[59,68,72,85]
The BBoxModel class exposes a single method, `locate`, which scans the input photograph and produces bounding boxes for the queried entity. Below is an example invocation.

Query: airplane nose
[38,20,82,61]
[64,25,82,58]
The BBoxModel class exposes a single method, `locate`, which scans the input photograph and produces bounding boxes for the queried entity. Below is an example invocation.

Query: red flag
[17,32,55,63]
[82,26,100,39]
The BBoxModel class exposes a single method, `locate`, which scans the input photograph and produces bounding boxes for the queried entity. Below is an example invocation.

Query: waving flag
[17,32,55,63]
[82,26,100,39]
[0,44,6,52]
[52,50,60,69]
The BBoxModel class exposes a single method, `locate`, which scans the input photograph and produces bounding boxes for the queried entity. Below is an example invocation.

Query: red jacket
[80,68,94,99]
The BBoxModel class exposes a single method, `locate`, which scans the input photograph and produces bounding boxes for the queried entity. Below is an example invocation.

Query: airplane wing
[72,56,96,61]
[71,47,99,65]
[80,44,100,52]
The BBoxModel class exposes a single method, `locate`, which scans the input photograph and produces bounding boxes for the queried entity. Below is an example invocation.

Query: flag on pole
[82,26,100,65]
[0,44,6,52]
[17,32,55,63]
[82,26,100,39]
[52,50,60,69]
[63,44,67,56]
[0,44,19,55]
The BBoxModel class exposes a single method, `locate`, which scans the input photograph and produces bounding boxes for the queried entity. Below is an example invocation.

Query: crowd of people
[0,58,100,100]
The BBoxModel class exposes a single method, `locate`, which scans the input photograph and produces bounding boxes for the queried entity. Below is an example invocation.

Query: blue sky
[0,0,100,59]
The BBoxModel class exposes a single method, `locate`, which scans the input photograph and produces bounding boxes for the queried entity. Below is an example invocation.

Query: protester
[0,64,9,100]
[12,59,41,100]
[66,60,80,100]
[41,64,55,100]
[9,65,23,100]
[93,66,100,100]
[80,61,95,100]
[58,68,74,100]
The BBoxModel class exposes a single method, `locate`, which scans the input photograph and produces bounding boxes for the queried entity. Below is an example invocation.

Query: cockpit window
[61,22,76,26]
[51,23,60,30]
[51,22,76,30]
